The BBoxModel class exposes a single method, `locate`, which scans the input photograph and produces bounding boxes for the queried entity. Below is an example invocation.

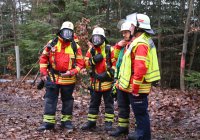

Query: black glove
[112,84,117,101]
[45,81,57,89]
[108,68,115,77]
[96,71,112,82]
[37,80,45,90]
[90,54,103,65]
[88,86,94,96]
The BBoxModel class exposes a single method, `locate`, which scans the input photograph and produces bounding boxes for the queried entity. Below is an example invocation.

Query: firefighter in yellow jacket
[81,27,116,131]
[37,21,84,131]
[110,13,160,140]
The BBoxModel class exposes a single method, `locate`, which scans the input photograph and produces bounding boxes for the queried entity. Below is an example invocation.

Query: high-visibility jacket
[85,42,116,92]
[113,38,135,78]
[117,33,160,94]
[39,37,84,85]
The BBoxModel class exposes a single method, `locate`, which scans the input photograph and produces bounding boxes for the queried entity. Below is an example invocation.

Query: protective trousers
[117,89,151,140]
[87,89,114,123]
[43,84,75,124]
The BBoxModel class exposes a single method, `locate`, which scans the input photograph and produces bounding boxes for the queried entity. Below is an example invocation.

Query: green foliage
[185,70,200,89]
[18,20,54,74]
[64,0,86,22]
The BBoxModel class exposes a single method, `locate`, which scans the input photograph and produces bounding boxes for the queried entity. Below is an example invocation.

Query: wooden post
[15,46,20,79]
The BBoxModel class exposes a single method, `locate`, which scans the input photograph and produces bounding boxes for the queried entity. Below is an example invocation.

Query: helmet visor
[126,13,137,27]
[60,28,73,41]
[92,35,103,46]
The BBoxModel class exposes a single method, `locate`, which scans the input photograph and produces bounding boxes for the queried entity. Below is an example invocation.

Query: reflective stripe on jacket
[117,33,160,94]
[85,42,116,92]
[39,37,84,85]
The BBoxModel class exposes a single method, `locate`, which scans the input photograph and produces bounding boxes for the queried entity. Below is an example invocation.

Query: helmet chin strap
[133,27,143,36]
[129,31,133,40]
[94,42,103,48]
[129,35,133,41]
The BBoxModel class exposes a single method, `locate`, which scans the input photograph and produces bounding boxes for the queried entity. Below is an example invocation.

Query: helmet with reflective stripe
[60,21,74,31]
[120,22,132,32]
[126,13,151,29]
[126,13,155,35]
[92,27,105,37]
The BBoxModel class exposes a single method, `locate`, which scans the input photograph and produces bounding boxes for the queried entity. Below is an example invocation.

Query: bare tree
[157,0,162,85]
[188,32,198,73]
[180,0,194,91]
[10,0,17,46]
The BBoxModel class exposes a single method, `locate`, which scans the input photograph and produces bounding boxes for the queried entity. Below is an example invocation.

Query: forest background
[0,0,200,139]
[0,0,200,89]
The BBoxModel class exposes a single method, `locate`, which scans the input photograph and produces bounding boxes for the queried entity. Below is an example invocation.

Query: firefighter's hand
[108,68,115,77]
[91,54,103,64]
[132,84,139,96]
[117,40,128,47]
[132,91,139,96]
[96,71,111,81]
[37,80,45,90]
[61,71,71,77]
[112,84,117,100]
[41,75,47,81]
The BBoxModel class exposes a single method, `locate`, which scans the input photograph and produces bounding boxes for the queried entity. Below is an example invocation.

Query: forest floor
[0,75,200,140]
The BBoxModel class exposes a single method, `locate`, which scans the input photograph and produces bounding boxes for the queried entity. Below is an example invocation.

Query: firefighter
[37,21,84,131]
[112,22,134,98]
[110,13,160,140]
[81,27,116,131]
[113,22,134,79]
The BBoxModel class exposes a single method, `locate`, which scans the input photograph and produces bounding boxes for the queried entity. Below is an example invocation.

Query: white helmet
[126,13,155,34]
[92,27,105,37]
[60,21,74,30]
[120,22,132,32]
[126,13,151,29]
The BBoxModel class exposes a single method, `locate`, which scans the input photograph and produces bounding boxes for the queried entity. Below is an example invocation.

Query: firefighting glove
[96,71,112,82]
[108,68,115,78]
[44,77,57,89]
[37,80,45,90]
[112,84,117,101]
[45,81,57,89]
[90,54,103,65]
[87,86,94,96]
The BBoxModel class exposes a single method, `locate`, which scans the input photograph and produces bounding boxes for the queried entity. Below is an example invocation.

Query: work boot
[61,121,74,130]
[104,121,113,131]
[128,131,144,140]
[81,121,96,130]
[37,122,55,132]
[110,126,129,137]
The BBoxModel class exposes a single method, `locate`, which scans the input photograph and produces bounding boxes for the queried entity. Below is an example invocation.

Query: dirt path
[0,81,200,139]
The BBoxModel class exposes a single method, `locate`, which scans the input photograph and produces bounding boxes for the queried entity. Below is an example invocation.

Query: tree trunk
[0,7,6,74]
[0,7,3,43]
[180,0,185,24]
[47,0,52,24]
[180,0,194,91]
[188,32,198,73]
[11,0,17,46]
[106,0,110,22]
[157,0,162,85]
[11,0,20,79]
[118,0,121,19]
[17,0,24,23]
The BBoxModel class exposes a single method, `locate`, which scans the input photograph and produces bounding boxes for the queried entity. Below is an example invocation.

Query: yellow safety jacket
[118,33,160,94]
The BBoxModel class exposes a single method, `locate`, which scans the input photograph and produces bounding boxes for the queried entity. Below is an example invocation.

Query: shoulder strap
[105,45,111,70]
[71,40,77,68]
[44,37,58,82]
[90,47,95,56]
[46,37,58,49]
